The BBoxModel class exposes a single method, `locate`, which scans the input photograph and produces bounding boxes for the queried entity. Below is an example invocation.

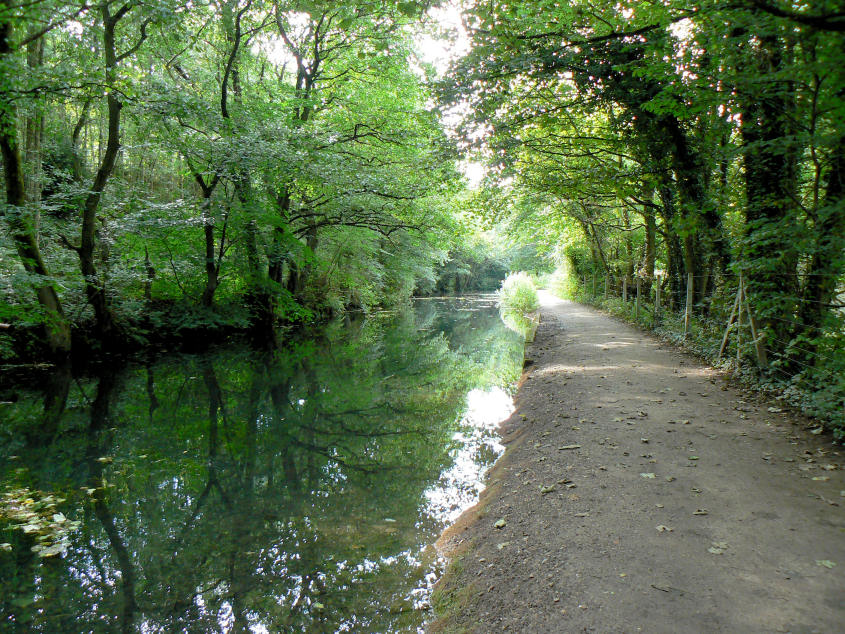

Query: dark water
[0,296,523,633]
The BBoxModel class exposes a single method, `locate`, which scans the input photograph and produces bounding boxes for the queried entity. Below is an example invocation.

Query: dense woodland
[439,0,845,433]
[1,1,844,427]
[0,0,521,359]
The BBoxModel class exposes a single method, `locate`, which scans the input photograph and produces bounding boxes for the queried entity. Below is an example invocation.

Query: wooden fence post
[635,277,641,321]
[684,272,693,339]
[741,274,768,368]
[718,283,742,359]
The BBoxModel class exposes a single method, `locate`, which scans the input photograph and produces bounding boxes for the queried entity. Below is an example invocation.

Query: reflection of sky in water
[330,385,513,631]
[424,387,511,524]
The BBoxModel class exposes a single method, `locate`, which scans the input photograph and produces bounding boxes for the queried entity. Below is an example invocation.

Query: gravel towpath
[432,291,845,633]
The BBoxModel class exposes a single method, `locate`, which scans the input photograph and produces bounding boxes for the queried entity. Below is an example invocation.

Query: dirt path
[432,292,845,633]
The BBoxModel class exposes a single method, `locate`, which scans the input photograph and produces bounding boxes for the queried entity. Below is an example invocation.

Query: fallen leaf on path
[540,485,556,494]
[640,473,656,479]
[656,525,673,532]
[559,444,581,450]
[708,547,725,555]
[574,512,590,517]
[812,476,830,482]
[494,519,506,529]
[816,560,836,569]
[688,456,699,461]
[767,407,783,413]
[821,464,837,471]
[497,542,511,550]
[693,509,708,516]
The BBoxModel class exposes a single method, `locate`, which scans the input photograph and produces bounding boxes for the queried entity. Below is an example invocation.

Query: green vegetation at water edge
[497,272,539,314]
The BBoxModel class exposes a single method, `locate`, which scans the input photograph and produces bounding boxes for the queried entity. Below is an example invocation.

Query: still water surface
[0,296,523,633]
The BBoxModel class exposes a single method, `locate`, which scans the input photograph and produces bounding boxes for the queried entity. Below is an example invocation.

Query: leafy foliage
[439,0,845,437]
[497,272,539,314]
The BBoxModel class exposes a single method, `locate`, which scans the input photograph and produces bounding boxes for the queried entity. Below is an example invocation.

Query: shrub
[497,272,539,313]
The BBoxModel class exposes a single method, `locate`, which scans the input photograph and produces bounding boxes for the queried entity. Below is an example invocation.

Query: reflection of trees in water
[0,300,522,632]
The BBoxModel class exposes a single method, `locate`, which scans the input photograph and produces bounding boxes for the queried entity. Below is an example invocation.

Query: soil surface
[432,292,845,634]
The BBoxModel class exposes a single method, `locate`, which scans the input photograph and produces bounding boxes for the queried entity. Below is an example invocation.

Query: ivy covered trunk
[797,135,845,364]
[740,31,801,362]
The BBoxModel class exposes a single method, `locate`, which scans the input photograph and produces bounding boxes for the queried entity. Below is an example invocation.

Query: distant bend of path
[433,291,844,634]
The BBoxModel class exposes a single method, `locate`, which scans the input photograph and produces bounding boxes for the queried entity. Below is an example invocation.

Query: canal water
[0,295,523,633]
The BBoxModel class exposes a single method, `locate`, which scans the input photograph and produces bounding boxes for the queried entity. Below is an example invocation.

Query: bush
[497,272,539,313]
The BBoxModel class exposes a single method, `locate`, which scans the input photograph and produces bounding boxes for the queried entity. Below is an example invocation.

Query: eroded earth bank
[432,291,845,634]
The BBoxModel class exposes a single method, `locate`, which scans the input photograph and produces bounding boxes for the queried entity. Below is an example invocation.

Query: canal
[0,295,523,633]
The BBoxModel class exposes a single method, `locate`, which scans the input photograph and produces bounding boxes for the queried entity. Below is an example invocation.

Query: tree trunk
[268,189,292,286]
[643,210,656,296]
[0,7,71,355]
[78,4,133,341]
[796,135,845,364]
[740,29,801,357]
[658,185,685,310]
[286,223,319,299]
[143,245,155,302]
[200,190,219,307]
[24,36,45,221]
